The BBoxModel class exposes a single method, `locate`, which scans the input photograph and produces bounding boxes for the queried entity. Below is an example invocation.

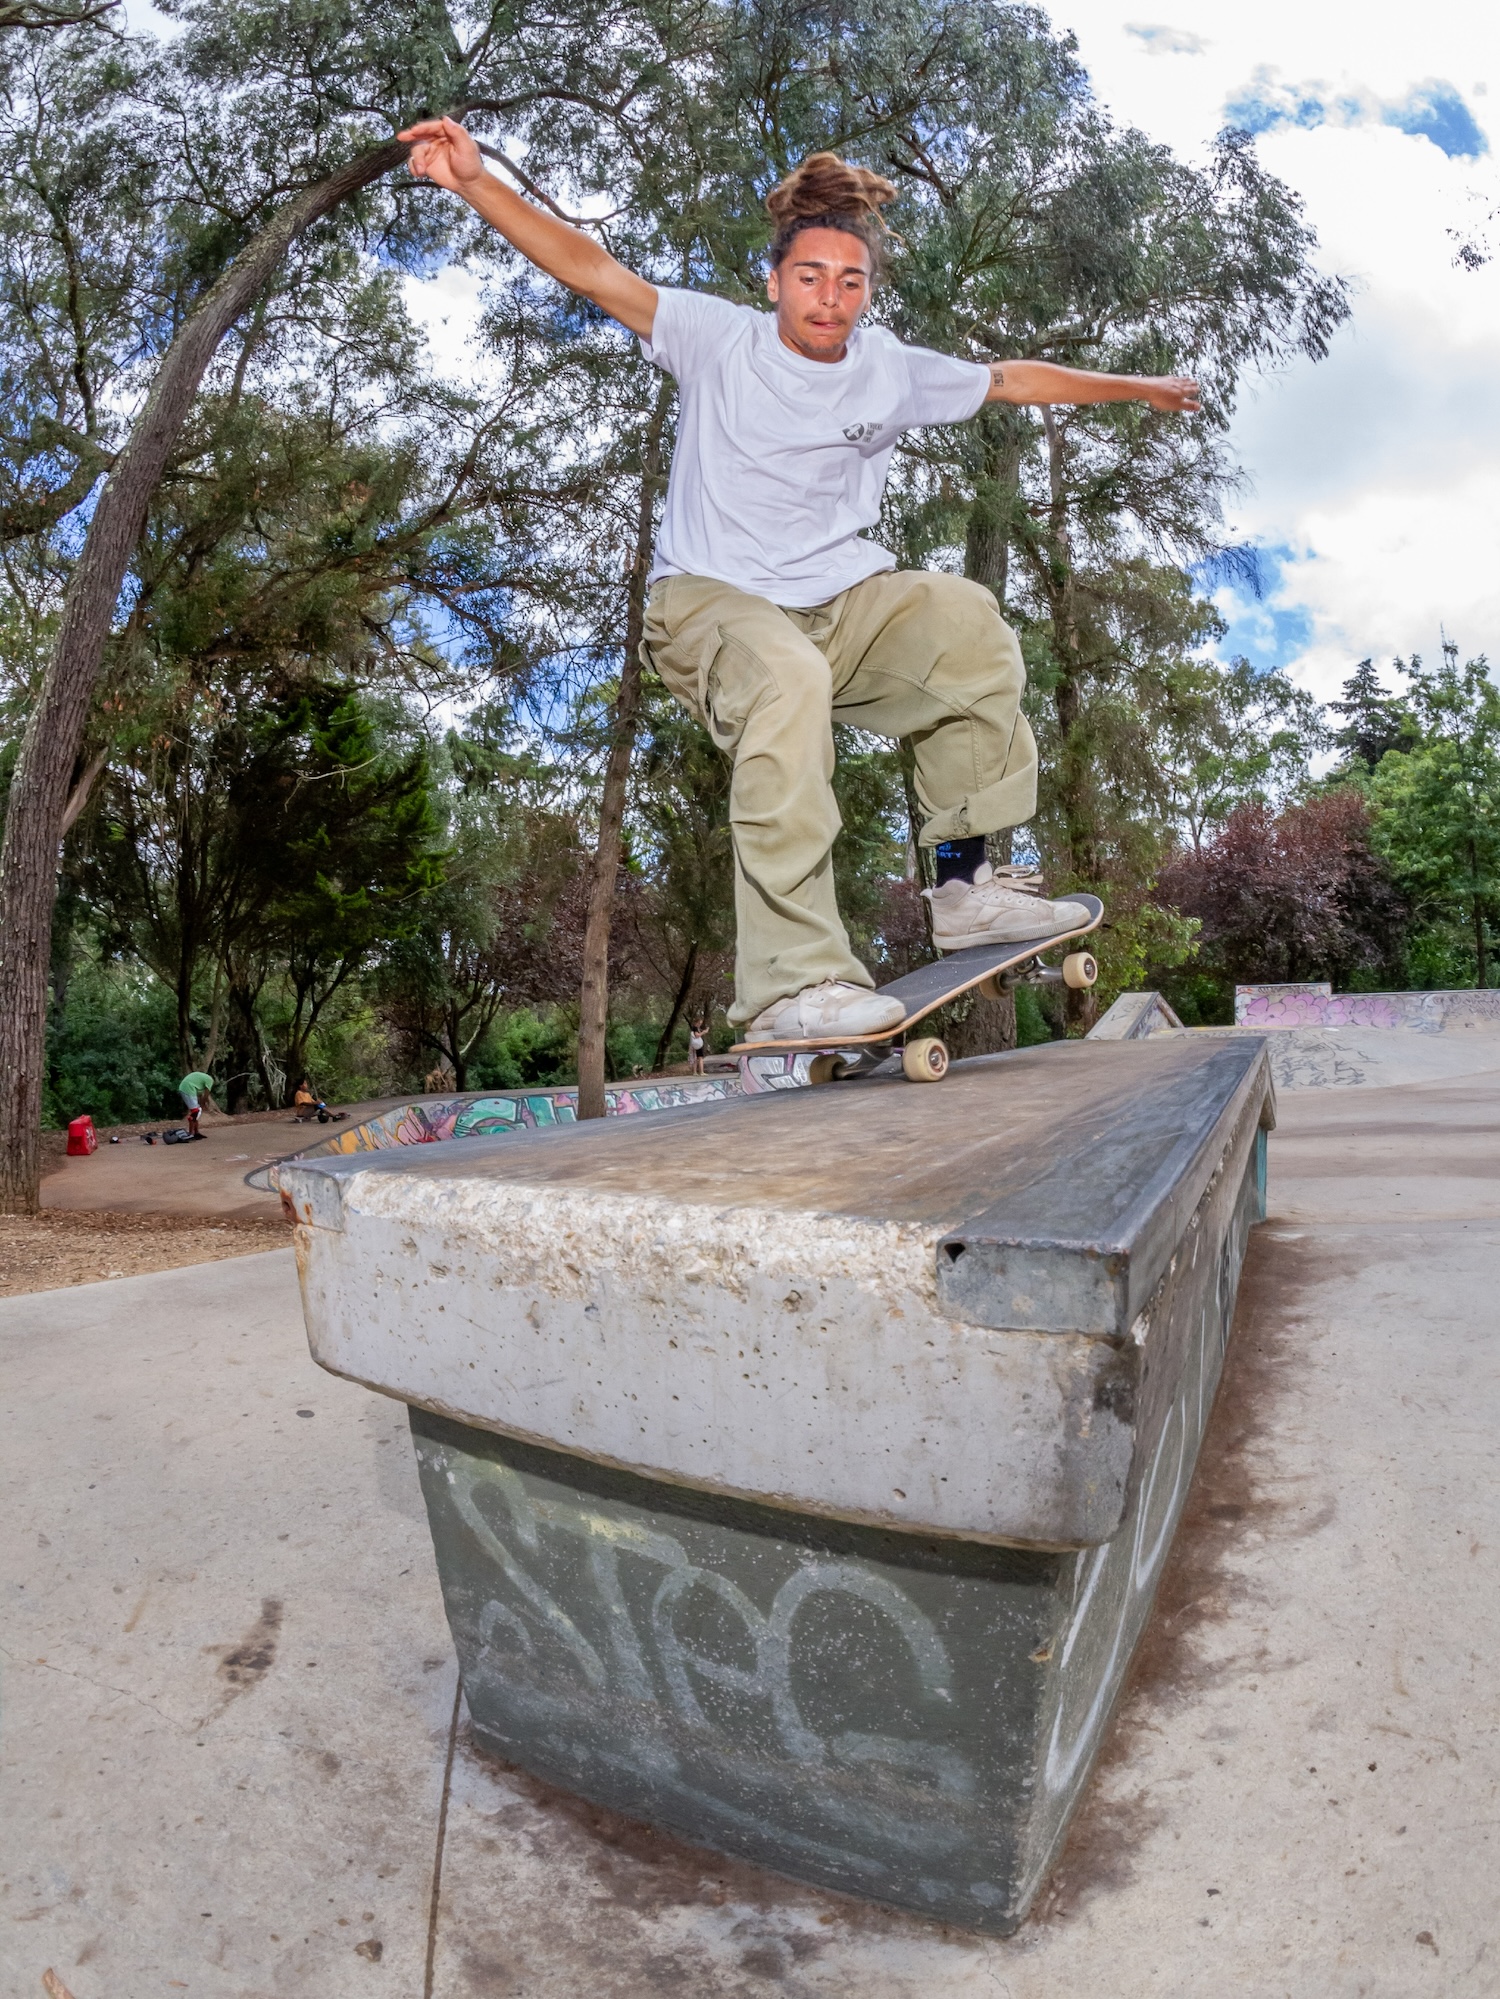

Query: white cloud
[1053,0,1500,691]
[1124,24,1207,56]
[401,264,495,386]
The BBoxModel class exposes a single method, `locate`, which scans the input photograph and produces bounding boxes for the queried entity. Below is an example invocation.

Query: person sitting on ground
[293,1078,325,1122]
[401,122,1199,1043]
[292,1079,346,1124]
[178,1070,216,1138]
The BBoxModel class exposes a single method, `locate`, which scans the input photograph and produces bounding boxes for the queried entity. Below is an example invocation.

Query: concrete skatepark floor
[4,1049,1499,1995]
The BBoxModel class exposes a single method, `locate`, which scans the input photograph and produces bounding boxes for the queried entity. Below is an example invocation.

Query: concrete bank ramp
[1090,991,1500,1091]
[1204,1024,1500,1091]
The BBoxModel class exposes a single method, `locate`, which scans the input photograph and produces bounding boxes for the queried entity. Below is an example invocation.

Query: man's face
[766,228,872,362]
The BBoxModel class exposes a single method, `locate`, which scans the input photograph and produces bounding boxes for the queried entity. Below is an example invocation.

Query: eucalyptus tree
[0,0,117,30]
[1146,653,1325,855]
[0,0,727,1204]
[374,711,587,1093]
[63,364,511,1072]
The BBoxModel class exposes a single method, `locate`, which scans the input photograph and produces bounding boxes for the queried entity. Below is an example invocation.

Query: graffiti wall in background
[1235,982,1500,1031]
[251,1054,817,1190]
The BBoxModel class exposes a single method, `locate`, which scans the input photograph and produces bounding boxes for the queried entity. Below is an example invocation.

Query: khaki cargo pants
[640,571,1040,1023]
[642,569,1038,1024]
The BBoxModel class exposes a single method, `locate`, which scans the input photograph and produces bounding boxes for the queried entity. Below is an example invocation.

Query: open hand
[398,115,486,195]
[1141,376,1201,414]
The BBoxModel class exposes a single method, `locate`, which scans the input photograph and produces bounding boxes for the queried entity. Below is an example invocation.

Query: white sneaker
[923,862,1092,952]
[745,980,906,1043]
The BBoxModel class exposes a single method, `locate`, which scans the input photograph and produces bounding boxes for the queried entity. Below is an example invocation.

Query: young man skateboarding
[402,124,1199,1042]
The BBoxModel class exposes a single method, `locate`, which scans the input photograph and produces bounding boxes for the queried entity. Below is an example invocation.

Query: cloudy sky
[394,3,1500,704]
[1050,3,1500,700]
[125,1,1496,703]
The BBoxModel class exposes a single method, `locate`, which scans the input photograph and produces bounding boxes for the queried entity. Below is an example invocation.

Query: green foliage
[1328,658,1419,775]
[1154,968,1234,1028]
[471,1006,579,1090]
[44,955,181,1126]
[1368,643,1500,986]
[1013,983,1053,1048]
[829,728,910,966]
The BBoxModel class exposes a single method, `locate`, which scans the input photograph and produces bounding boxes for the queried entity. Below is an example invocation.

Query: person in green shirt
[178,1071,216,1138]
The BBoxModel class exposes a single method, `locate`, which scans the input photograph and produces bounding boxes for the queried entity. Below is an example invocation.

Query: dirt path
[40,1097,407,1222]
[17,1099,404,1295]
[0,1207,290,1296]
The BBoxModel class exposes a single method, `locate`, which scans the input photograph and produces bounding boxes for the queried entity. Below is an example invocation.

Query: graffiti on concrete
[428,1444,977,1822]
[1236,982,1500,1032]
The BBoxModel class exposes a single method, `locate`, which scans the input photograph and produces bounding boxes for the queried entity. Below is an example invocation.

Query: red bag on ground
[66,1114,97,1156]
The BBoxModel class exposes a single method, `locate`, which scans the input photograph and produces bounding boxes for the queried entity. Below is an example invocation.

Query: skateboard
[729,894,1104,1083]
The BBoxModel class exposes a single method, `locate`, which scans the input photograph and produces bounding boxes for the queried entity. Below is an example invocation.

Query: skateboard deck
[729,895,1104,1062]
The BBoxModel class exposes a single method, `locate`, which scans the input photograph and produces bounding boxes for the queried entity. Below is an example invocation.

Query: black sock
[934,836,986,887]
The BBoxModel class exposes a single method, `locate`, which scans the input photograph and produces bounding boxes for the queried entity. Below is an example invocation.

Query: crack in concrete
[423,1672,463,1999]
[0,1642,189,1731]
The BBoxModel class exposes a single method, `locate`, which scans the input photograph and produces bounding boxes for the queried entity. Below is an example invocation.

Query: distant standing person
[178,1070,216,1138]
[687,1019,707,1076]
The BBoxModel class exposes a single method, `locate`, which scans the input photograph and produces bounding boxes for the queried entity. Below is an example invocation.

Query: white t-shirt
[640,287,989,607]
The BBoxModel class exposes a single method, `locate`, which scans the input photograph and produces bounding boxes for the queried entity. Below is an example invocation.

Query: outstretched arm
[398,116,658,341]
[985,359,1199,413]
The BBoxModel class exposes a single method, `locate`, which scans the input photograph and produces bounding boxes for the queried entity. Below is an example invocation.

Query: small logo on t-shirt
[842,421,884,442]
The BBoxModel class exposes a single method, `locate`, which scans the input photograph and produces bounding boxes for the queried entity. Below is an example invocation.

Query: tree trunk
[176,954,195,1074]
[449,1004,468,1093]
[939,984,1018,1059]
[652,938,698,1073]
[1036,408,1099,1036]
[0,139,407,1211]
[943,414,1025,1056]
[964,407,1023,607]
[576,377,673,1119]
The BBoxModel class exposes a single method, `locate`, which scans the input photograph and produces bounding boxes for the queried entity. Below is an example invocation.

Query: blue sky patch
[1224,69,1488,159]
[1383,83,1489,159]
[1195,544,1314,673]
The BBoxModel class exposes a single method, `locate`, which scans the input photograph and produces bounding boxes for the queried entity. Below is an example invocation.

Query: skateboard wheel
[1062,950,1098,990]
[978,971,1009,1001]
[807,1052,848,1085]
[902,1037,949,1083]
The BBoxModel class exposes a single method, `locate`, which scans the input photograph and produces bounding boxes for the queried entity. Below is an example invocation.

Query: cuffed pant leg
[813,570,1038,843]
[643,576,872,1023]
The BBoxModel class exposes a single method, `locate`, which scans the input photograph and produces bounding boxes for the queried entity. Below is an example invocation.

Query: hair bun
[766,152,897,229]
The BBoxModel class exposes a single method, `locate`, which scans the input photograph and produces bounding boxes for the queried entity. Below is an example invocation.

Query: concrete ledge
[286,1036,1274,1936]
[286,1037,1272,1551]
[405,1078,1264,1935]
[934,1038,1272,1338]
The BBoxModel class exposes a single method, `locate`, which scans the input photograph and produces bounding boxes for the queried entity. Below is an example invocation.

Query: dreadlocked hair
[766,152,897,277]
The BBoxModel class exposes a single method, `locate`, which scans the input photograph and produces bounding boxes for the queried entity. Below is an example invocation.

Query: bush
[470,1007,580,1089]
[1156,969,1233,1026]
[44,960,182,1127]
[1014,984,1054,1047]
[1156,791,1407,990]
